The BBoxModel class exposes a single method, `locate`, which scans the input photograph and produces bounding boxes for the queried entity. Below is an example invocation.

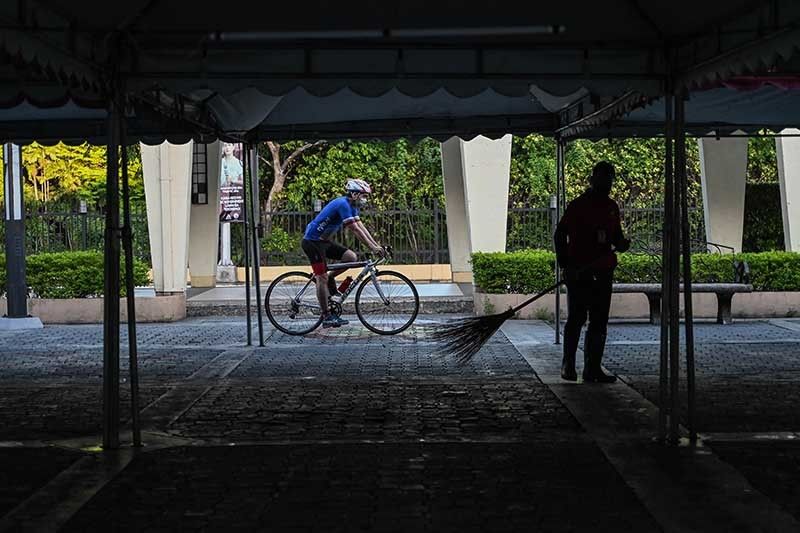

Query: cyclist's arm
[348,221,382,251]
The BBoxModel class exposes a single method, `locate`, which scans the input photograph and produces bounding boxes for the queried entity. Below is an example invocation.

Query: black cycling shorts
[301,239,348,275]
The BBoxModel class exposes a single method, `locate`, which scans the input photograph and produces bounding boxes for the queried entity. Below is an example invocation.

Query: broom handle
[510,252,615,314]
[511,281,565,313]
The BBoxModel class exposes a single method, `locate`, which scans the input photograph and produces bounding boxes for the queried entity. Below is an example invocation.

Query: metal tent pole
[676,91,697,442]
[554,139,565,344]
[248,144,265,346]
[668,91,682,445]
[659,90,673,443]
[119,105,142,448]
[102,92,122,450]
[242,143,252,345]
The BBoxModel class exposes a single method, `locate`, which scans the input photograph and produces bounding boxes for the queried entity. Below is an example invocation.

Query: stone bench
[612,283,753,324]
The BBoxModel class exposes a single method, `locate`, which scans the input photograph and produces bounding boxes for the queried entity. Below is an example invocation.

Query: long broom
[429,281,565,363]
[430,253,613,363]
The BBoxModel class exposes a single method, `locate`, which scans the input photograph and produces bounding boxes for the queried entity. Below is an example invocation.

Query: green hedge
[472,250,800,294]
[0,251,149,298]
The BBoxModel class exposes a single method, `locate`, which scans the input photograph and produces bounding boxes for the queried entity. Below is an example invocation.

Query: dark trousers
[563,269,614,369]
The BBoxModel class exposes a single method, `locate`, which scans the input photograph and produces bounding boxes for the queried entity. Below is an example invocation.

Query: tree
[747,134,778,184]
[21,143,105,208]
[259,140,326,224]
[280,138,443,211]
[0,142,145,212]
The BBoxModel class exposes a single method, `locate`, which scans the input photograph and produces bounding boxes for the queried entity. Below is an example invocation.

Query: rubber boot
[561,327,579,381]
[582,331,616,383]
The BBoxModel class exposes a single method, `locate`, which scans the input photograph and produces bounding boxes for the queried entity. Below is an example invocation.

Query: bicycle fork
[367,268,391,305]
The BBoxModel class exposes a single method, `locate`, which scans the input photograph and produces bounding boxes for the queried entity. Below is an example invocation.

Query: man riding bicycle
[302,179,385,328]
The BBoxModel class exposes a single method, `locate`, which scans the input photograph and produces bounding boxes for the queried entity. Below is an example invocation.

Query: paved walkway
[186,283,466,303]
[0,317,798,531]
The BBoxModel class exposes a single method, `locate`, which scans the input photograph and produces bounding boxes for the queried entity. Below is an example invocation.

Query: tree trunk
[262,141,284,236]
[264,169,286,236]
[260,139,326,236]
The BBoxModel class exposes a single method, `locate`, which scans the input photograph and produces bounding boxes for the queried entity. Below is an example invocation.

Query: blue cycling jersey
[303,197,360,241]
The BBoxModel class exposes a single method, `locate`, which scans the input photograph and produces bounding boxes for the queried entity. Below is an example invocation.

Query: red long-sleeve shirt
[555,190,624,270]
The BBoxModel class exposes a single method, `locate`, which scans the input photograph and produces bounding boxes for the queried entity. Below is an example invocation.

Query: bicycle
[264,247,420,336]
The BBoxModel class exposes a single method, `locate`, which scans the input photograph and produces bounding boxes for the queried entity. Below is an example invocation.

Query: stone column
[141,141,193,294]
[188,142,221,287]
[776,130,800,251]
[441,135,512,284]
[698,135,748,252]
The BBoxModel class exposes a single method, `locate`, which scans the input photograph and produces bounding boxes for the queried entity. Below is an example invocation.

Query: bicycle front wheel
[265,271,323,335]
[355,270,419,335]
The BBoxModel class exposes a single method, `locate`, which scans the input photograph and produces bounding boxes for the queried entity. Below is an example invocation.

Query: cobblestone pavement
[595,320,800,523]
[4,318,800,530]
[62,443,656,533]
[0,448,83,516]
[600,322,800,432]
[0,318,660,531]
[709,442,800,521]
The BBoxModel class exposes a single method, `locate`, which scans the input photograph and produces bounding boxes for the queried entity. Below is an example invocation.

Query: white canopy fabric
[0,86,553,144]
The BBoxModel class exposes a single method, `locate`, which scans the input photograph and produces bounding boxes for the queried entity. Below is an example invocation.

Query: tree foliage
[0,135,780,216]
[0,142,144,212]
[272,138,443,210]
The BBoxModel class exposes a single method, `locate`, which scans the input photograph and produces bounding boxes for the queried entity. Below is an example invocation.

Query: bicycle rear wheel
[355,270,419,335]
[265,271,323,335]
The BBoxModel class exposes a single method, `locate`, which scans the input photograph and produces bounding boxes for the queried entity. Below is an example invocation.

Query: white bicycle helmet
[345,178,372,194]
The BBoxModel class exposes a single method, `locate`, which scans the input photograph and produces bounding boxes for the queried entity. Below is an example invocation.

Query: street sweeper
[554,161,631,382]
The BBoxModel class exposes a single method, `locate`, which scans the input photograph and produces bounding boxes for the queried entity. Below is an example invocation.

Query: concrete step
[186,296,474,317]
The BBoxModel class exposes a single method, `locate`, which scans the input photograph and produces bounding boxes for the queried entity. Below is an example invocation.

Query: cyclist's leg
[301,239,331,317]
[326,243,356,293]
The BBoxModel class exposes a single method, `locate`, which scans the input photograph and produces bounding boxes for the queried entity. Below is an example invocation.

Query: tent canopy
[1,0,800,141]
[558,82,800,140]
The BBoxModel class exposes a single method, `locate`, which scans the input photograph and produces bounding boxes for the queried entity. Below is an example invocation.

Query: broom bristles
[427,309,515,363]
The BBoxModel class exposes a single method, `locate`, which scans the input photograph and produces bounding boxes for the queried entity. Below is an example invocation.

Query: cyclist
[301,179,385,328]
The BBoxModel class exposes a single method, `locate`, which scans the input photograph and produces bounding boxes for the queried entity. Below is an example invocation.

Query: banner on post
[219,141,245,222]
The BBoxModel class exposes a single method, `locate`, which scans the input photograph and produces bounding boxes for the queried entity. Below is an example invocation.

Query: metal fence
[258,201,448,265]
[257,202,705,264]
[0,209,150,262]
[505,205,705,253]
[4,203,704,266]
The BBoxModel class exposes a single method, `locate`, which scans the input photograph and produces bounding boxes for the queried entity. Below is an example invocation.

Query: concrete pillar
[441,135,512,283]
[776,130,800,251]
[141,141,193,294]
[442,138,471,280]
[698,135,748,252]
[188,142,221,287]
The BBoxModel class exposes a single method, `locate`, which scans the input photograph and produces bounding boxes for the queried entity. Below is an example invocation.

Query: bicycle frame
[292,255,391,312]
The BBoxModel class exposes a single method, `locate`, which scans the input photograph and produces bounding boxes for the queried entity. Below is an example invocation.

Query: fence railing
[255,203,705,265]
[3,203,704,267]
[257,202,448,265]
[0,209,150,262]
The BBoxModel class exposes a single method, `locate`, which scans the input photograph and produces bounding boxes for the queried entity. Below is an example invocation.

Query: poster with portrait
[219,142,245,222]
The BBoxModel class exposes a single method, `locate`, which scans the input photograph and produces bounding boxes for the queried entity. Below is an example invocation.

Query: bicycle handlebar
[370,246,392,266]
